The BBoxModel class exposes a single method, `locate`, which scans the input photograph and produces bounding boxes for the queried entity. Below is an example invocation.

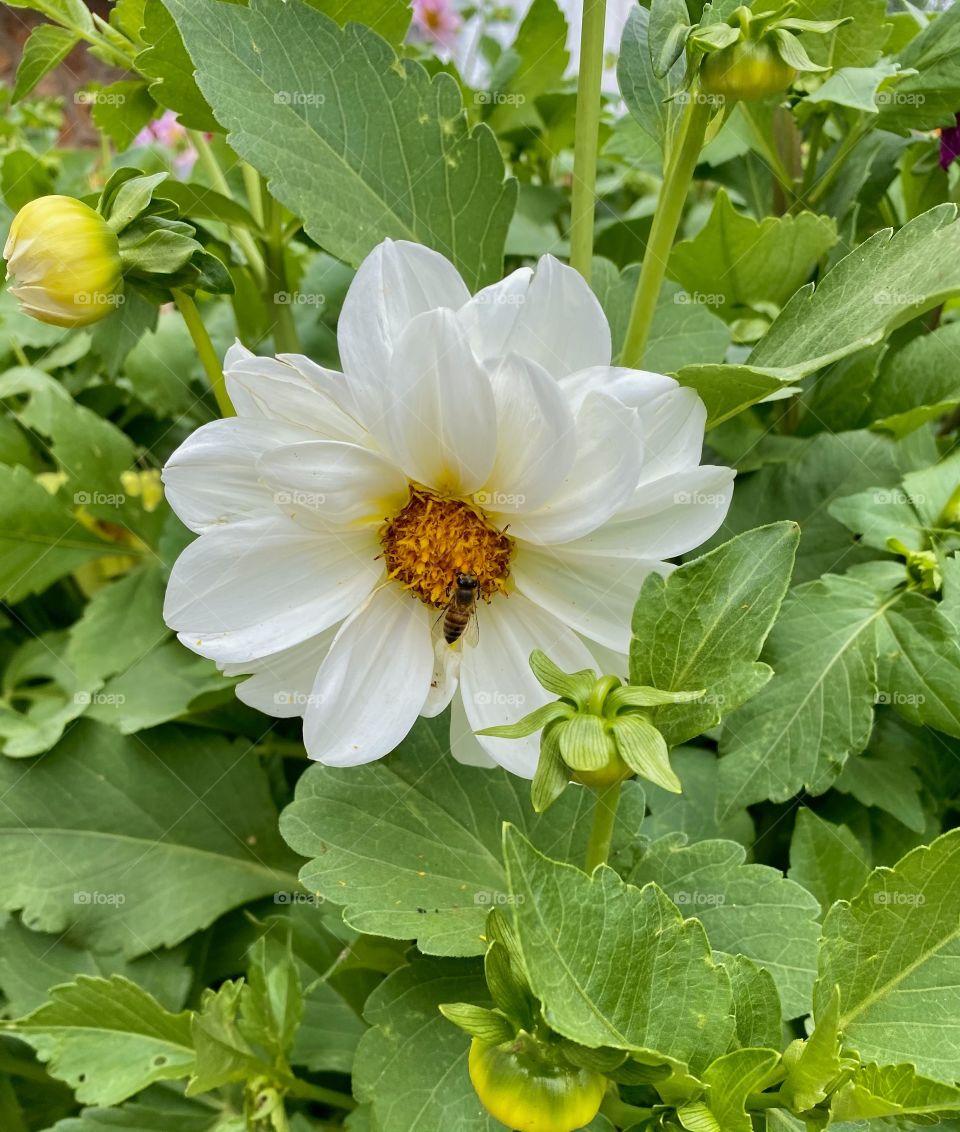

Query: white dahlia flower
[162,239,733,775]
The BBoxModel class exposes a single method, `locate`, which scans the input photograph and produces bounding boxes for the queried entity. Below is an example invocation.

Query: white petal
[513,544,670,652]
[164,516,382,663]
[476,354,577,513]
[257,441,409,527]
[379,308,497,494]
[456,266,533,360]
[338,239,470,424]
[460,593,597,778]
[559,365,678,414]
[459,255,611,378]
[449,690,497,768]
[494,392,643,545]
[559,368,707,480]
[223,629,338,718]
[224,343,366,443]
[303,586,433,766]
[163,417,313,534]
[422,635,462,718]
[562,466,736,558]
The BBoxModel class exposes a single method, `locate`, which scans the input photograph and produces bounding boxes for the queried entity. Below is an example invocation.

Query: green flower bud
[477,651,703,811]
[3,195,123,328]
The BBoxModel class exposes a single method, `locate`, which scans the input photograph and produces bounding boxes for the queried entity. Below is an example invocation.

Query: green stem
[173,289,235,417]
[189,131,267,287]
[620,97,712,368]
[584,780,622,872]
[285,1078,356,1110]
[568,0,607,281]
[242,162,265,229]
[806,119,871,207]
[797,113,825,201]
[264,185,301,354]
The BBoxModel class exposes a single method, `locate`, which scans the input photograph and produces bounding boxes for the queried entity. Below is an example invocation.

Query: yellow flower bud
[3,195,123,328]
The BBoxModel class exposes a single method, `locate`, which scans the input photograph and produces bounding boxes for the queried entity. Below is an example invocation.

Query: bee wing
[463,606,480,648]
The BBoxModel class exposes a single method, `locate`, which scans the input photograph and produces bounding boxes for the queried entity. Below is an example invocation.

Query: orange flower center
[380,486,513,606]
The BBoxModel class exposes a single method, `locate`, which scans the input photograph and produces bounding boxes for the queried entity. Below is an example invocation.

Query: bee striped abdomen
[443,603,472,644]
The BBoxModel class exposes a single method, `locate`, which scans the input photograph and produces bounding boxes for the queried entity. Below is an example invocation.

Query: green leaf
[673,362,795,428]
[714,428,931,584]
[0,720,300,956]
[718,574,889,813]
[0,917,190,1017]
[696,1048,782,1132]
[12,24,78,102]
[618,5,687,154]
[161,0,516,289]
[486,0,569,133]
[877,2,960,132]
[0,367,136,523]
[628,835,820,1018]
[44,1099,222,1132]
[834,713,927,834]
[503,826,734,1071]
[65,564,166,686]
[831,1063,960,1121]
[86,639,236,733]
[828,484,927,553]
[749,207,960,381]
[802,62,907,114]
[641,748,754,847]
[796,0,890,68]
[788,809,870,913]
[4,0,93,34]
[305,0,411,43]
[136,0,220,132]
[669,190,838,324]
[780,987,846,1112]
[594,260,731,370]
[89,81,158,149]
[725,956,782,1050]
[815,828,960,1079]
[1,148,56,212]
[0,465,116,603]
[353,959,501,1132]
[188,981,261,1095]
[280,714,645,956]
[45,1092,226,1132]
[630,524,800,746]
[12,975,193,1106]
[438,1003,515,1045]
[877,592,960,739]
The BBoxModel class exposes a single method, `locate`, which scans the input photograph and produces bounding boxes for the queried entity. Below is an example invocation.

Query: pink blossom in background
[940,113,960,171]
[412,0,462,48]
[134,110,198,177]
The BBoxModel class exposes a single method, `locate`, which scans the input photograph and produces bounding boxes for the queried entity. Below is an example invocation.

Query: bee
[439,571,480,648]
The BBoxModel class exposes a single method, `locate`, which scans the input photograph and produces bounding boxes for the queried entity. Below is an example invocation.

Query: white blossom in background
[162,240,733,775]
[450,0,637,95]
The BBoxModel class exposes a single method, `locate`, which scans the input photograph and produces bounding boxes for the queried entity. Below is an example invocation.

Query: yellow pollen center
[380,486,513,606]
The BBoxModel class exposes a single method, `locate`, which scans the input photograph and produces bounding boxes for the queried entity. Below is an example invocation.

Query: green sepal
[531,722,570,814]
[528,650,597,706]
[486,910,532,995]
[475,699,573,740]
[101,170,171,232]
[120,219,203,276]
[609,715,681,792]
[775,16,851,32]
[558,1040,629,1074]
[557,714,611,772]
[485,941,536,1032]
[772,27,827,72]
[438,1003,516,1045]
[689,22,741,51]
[606,686,706,711]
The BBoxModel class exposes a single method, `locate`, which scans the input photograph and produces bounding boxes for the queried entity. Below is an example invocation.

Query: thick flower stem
[173,289,235,417]
[569,0,607,282]
[264,187,302,355]
[620,97,713,368]
[584,780,622,872]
